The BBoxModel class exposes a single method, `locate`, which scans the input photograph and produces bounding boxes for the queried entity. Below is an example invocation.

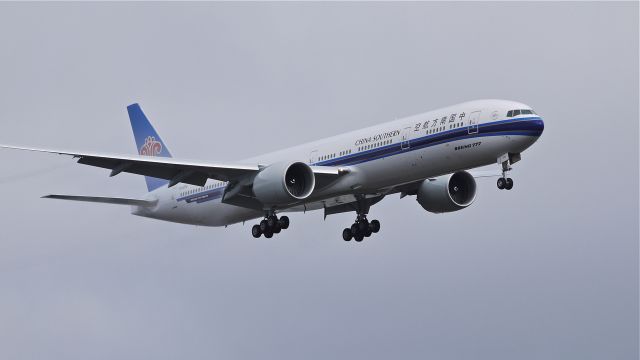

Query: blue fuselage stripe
[316,117,543,166]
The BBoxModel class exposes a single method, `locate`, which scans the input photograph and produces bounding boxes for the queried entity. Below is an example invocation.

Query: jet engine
[252,161,315,206]
[416,171,477,213]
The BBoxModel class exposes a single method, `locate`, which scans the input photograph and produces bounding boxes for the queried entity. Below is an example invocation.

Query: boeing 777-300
[1,99,544,241]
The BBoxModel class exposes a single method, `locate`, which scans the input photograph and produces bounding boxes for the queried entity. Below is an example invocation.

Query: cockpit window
[507,109,536,117]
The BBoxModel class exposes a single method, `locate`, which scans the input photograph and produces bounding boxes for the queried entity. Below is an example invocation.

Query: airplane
[0,99,544,242]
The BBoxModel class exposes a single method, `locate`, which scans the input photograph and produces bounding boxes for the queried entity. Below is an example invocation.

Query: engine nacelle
[417,171,477,213]
[252,161,315,206]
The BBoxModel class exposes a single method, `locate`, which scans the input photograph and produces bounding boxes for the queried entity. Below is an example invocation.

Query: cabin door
[468,111,480,134]
[309,150,319,164]
[401,126,412,150]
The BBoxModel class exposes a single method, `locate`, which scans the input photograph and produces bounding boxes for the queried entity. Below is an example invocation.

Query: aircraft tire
[364,227,372,237]
[342,228,353,241]
[279,216,290,229]
[252,224,262,238]
[505,178,514,190]
[358,220,368,233]
[370,220,380,233]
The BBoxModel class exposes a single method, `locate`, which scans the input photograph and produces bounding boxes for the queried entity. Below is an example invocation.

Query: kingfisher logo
[139,136,163,156]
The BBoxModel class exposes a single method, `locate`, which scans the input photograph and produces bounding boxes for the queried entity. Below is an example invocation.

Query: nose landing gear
[252,214,290,238]
[497,152,519,190]
[497,177,513,190]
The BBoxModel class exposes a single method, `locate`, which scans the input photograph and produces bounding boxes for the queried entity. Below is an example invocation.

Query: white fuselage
[132,99,544,226]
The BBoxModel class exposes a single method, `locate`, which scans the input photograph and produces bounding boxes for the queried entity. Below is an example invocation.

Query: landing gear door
[401,126,412,150]
[309,150,319,164]
[468,111,480,134]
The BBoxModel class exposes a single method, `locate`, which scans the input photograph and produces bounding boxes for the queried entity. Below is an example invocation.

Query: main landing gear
[251,214,290,238]
[340,194,381,242]
[342,214,381,242]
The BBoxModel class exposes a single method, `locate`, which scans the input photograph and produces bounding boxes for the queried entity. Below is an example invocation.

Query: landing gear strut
[252,213,290,238]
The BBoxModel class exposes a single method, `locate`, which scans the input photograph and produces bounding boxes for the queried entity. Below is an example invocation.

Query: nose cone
[533,117,544,136]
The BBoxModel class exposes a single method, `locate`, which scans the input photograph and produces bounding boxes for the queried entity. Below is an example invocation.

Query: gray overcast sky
[0,2,637,360]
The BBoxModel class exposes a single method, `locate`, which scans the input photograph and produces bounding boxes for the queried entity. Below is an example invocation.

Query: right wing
[0,145,347,209]
[0,144,260,186]
[42,194,157,207]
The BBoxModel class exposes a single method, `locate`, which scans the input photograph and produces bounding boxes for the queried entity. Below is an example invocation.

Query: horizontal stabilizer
[42,195,157,207]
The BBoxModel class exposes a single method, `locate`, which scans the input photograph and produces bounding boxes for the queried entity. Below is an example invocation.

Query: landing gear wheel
[370,220,380,233]
[342,228,353,241]
[351,223,359,235]
[354,233,364,242]
[252,224,262,238]
[364,226,372,237]
[505,178,513,190]
[273,223,282,233]
[263,229,273,238]
[267,216,277,228]
[260,219,269,232]
[497,178,506,190]
[279,216,290,229]
[358,220,368,233]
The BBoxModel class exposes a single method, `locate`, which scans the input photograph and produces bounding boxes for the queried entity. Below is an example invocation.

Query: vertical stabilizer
[127,103,172,192]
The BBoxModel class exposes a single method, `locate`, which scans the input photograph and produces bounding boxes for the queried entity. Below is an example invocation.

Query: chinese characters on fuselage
[415,112,467,131]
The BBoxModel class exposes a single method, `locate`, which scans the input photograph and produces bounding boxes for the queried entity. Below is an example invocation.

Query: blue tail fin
[127,103,172,192]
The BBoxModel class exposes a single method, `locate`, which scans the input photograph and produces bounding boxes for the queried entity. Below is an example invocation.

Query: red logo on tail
[139,136,162,156]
